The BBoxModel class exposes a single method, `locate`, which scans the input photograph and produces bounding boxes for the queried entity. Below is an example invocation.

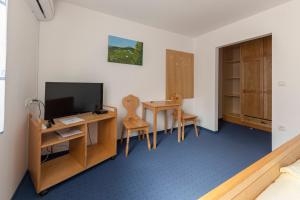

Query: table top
[142,100,180,108]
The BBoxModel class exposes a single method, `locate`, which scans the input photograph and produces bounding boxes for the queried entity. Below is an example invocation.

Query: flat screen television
[44,82,103,120]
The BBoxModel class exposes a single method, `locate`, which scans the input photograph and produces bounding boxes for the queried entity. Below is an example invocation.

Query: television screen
[44,82,103,120]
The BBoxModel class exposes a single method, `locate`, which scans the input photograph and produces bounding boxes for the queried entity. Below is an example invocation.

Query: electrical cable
[42,147,51,163]
[26,99,45,119]
[26,99,50,162]
[38,102,42,118]
[33,99,45,119]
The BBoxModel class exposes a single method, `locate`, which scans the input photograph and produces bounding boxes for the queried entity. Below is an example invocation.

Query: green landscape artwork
[108,35,143,66]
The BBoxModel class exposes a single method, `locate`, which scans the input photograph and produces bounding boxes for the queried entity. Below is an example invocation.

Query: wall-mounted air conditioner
[25,0,55,21]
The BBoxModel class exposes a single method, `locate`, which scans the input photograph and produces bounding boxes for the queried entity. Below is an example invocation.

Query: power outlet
[278,125,286,132]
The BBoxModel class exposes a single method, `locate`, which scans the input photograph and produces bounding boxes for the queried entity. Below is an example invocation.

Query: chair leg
[164,110,168,134]
[138,131,141,141]
[181,122,185,141]
[194,120,199,137]
[125,130,131,157]
[141,130,145,140]
[145,128,151,151]
[121,125,125,144]
[170,119,175,134]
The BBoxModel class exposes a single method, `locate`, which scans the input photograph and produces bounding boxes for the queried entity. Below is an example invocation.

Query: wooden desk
[142,101,182,149]
[28,106,117,194]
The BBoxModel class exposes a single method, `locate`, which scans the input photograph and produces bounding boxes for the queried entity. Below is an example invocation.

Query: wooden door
[166,49,194,99]
[241,39,264,118]
[263,36,272,120]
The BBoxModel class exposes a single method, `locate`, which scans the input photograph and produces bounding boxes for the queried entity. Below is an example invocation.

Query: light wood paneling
[166,49,194,99]
[166,50,177,99]
[241,39,264,119]
[263,36,272,120]
[221,36,272,132]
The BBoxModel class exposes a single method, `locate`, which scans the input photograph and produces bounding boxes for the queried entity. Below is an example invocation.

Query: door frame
[215,34,272,132]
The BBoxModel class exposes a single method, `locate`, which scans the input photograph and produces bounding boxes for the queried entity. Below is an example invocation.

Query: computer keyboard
[59,117,84,125]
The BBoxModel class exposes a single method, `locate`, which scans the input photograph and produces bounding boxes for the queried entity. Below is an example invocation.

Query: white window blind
[0,0,6,6]
[0,0,7,133]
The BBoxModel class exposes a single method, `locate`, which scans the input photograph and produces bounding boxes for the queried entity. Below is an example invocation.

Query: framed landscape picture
[108,35,143,66]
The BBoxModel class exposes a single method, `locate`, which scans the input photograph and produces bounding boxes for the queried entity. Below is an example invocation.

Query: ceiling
[62,0,291,37]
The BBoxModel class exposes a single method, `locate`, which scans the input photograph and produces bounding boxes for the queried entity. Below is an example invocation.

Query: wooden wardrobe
[220,36,272,132]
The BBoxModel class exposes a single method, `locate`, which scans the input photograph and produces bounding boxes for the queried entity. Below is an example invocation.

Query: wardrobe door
[263,36,272,120]
[241,39,264,119]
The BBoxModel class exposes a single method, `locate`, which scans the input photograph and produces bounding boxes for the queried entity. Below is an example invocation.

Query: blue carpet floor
[13,122,271,200]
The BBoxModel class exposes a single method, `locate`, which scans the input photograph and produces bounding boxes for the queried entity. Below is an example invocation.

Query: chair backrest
[122,94,140,121]
[170,94,184,118]
[170,93,183,105]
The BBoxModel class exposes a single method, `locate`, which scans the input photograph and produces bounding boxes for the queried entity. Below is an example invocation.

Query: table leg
[164,110,168,134]
[153,109,157,150]
[177,107,182,143]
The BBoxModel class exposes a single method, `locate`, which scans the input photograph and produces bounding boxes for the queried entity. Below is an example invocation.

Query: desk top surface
[142,101,180,108]
[40,111,116,133]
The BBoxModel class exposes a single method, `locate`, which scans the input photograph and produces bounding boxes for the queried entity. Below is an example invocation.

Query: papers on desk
[59,117,84,125]
[56,128,82,138]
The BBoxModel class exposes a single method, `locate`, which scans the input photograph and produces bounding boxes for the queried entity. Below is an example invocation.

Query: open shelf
[87,143,114,168]
[41,132,85,148]
[40,154,84,191]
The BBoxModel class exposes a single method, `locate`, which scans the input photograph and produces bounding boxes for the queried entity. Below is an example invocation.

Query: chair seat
[182,113,197,120]
[123,118,149,129]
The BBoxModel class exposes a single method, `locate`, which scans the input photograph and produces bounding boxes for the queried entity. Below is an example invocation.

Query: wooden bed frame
[199,134,300,200]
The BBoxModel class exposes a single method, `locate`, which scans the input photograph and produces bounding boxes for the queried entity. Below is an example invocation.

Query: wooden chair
[121,95,151,157]
[170,94,199,141]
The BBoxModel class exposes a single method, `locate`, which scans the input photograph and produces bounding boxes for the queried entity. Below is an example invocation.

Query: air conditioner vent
[26,0,55,21]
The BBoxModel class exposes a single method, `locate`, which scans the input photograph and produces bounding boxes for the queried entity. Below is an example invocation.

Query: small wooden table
[142,101,182,149]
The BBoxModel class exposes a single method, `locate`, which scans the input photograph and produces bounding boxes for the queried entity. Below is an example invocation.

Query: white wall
[38,2,195,138]
[0,0,39,199]
[0,1,7,133]
[194,0,300,149]
[1,0,299,197]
